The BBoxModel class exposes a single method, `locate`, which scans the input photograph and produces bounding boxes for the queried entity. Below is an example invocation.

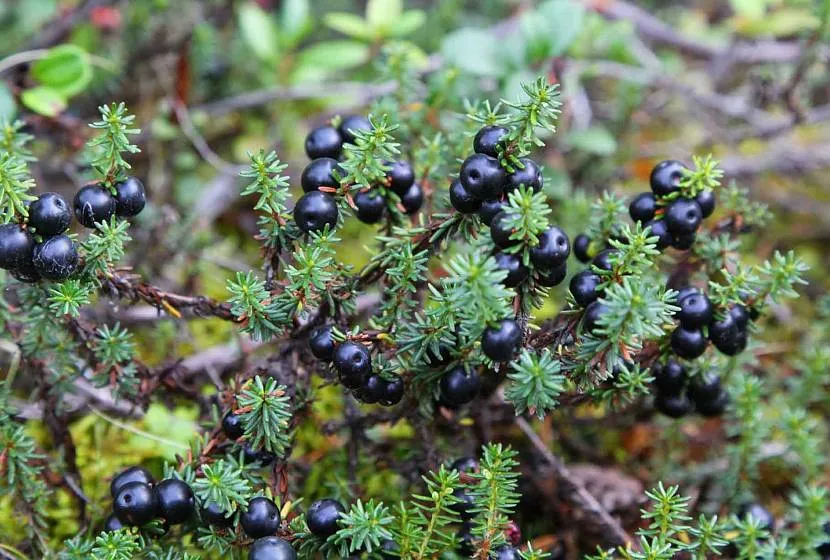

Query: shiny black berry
[387,160,415,196]
[334,341,371,389]
[709,313,739,353]
[450,456,479,474]
[0,223,35,271]
[439,367,480,407]
[73,184,116,228]
[32,234,78,281]
[664,198,702,236]
[494,251,528,287]
[629,192,656,223]
[103,513,125,532]
[306,498,345,538]
[29,192,71,236]
[739,503,775,531]
[114,177,146,217]
[355,374,384,404]
[222,411,244,440]
[294,191,338,233]
[249,536,296,560]
[695,189,716,218]
[530,226,570,270]
[478,198,504,226]
[201,501,233,528]
[718,328,748,356]
[241,496,281,539]
[652,360,686,395]
[687,372,721,404]
[301,158,341,193]
[155,478,195,524]
[677,291,713,329]
[729,304,750,330]
[113,481,158,526]
[490,211,517,248]
[243,444,276,466]
[569,270,602,307]
[695,389,729,417]
[338,115,372,144]
[537,263,567,287]
[400,183,423,214]
[655,392,691,418]
[494,544,520,560]
[308,324,335,361]
[671,232,696,250]
[473,125,508,157]
[582,301,608,333]
[671,326,707,359]
[305,125,343,160]
[449,179,482,214]
[591,248,616,272]
[10,263,40,283]
[379,375,405,406]
[111,466,154,498]
[354,189,385,224]
[650,160,686,197]
[481,319,522,362]
[505,158,542,193]
[460,153,506,200]
[573,233,592,263]
[645,219,672,249]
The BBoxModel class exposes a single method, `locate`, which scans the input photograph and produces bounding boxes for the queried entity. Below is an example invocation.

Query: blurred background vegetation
[0,0,828,554]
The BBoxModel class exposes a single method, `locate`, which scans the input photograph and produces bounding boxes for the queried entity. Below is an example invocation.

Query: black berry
[652,360,687,395]
[573,233,592,263]
[155,478,195,524]
[114,177,146,217]
[103,513,125,532]
[450,488,476,520]
[73,184,116,228]
[10,262,40,283]
[249,536,297,560]
[473,125,508,157]
[537,263,567,287]
[676,286,699,302]
[695,389,729,417]
[354,189,385,224]
[591,248,616,272]
[450,456,479,474]
[709,313,739,354]
[201,501,233,528]
[695,189,716,218]
[478,198,504,226]
[0,224,35,271]
[294,191,338,233]
[449,179,482,214]
[111,466,154,498]
[400,183,424,214]
[629,192,656,223]
[582,301,608,333]
[355,374,384,404]
[650,160,686,197]
[687,372,721,403]
[569,270,602,307]
[645,219,672,249]
[504,158,542,193]
[305,125,343,160]
[439,366,481,407]
[300,158,341,193]
[334,341,372,389]
[306,498,345,538]
[243,444,276,466]
[664,198,702,236]
[456,523,476,555]
[379,375,405,406]
[655,392,691,418]
[530,226,570,270]
[460,153,506,200]
[32,234,78,281]
[426,345,452,367]
[222,411,244,440]
[494,251,528,287]
[671,326,707,359]
[481,319,521,362]
[241,496,281,539]
[729,304,750,330]
[28,192,71,236]
[671,232,696,250]
[113,481,158,526]
[387,160,415,196]
[677,291,713,329]
[717,328,748,356]
[308,324,335,361]
[490,211,517,248]
[494,544,520,560]
[338,115,372,143]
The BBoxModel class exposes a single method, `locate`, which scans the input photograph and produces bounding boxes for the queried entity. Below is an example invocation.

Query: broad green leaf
[238,2,279,62]
[280,0,311,45]
[31,44,93,97]
[566,126,617,155]
[324,12,373,40]
[20,86,66,117]
[366,0,402,27]
[441,28,504,77]
[388,10,426,37]
[295,41,370,72]
[736,8,819,36]
[730,0,767,19]
[0,83,16,121]
[538,0,586,56]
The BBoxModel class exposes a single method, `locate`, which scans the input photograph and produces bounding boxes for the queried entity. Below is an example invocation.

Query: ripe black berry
[478,198,504,226]
[677,291,712,329]
[695,389,729,417]
[28,192,71,236]
[644,219,671,249]
[355,374,384,404]
[0,223,35,271]
[591,248,616,272]
[387,160,415,196]
[201,501,233,528]
[450,456,479,474]
[695,189,716,218]
[671,326,707,359]
[676,286,699,302]
[573,233,592,263]
[155,478,195,524]
[103,513,125,532]
[473,125,508,157]
[222,411,245,440]
[114,177,146,218]
[294,191,338,233]
[439,366,481,407]
[664,198,702,236]
[400,183,424,214]
[456,523,476,555]
[338,115,372,144]
[449,179,482,214]
[10,263,40,283]
[494,251,528,287]
[569,270,602,307]
[650,160,686,197]
[308,324,335,361]
[504,158,542,193]
[243,444,276,466]
[687,372,721,403]
[629,192,656,223]
[379,375,404,406]
[113,481,158,526]
[652,360,686,395]
[111,466,154,498]
[739,503,775,531]
[490,211,517,248]
[73,184,116,228]
[450,488,476,520]
[241,496,281,539]
[818,523,830,557]
[494,544,520,560]
[655,392,691,418]
[671,232,696,250]
[582,301,608,333]
[537,263,567,287]
[729,304,750,330]
[305,125,343,160]
[426,345,452,367]
[354,190,385,224]
[306,498,345,538]
[32,234,78,281]
[530,226,570,270]
[300,158,341,193]
[709,313,739,353]
[717,328,747,356]
[460,153,506,200]
[481,319,521,362]
[334,341,372,389]
[249,536,297,560]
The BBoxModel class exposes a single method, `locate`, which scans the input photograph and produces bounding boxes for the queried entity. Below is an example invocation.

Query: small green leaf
[20,86,66,117]
[30,44,93,97]
[280,0,311,45]
[441,28,505,77]
[730,0,768,19]
[566,126,617,155]
[538,0,585,56]
[388,10,426,37]
[324,12,373,40]
[238,2,280,62]
[0,83,16,121]
[295,40,370,72]
[366,0,402,27]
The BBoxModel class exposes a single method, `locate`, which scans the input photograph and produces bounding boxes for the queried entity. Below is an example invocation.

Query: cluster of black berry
[106,466,296,559]
[652,360,729,418]
[304,497,397,559]
[221,410,277,465]
[308,324,405,406]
